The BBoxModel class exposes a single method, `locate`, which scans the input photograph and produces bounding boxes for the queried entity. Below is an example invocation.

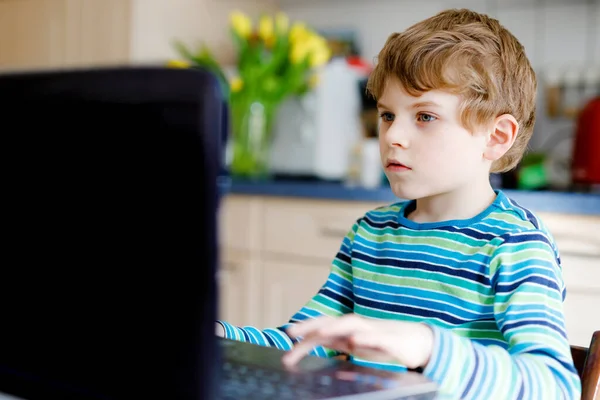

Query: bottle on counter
[360,138,383,189]
[344,143,362,188]
[544,69,562,118]
[562,67,581,119]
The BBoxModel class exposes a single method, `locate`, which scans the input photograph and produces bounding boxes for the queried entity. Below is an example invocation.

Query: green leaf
[171,39,230,99]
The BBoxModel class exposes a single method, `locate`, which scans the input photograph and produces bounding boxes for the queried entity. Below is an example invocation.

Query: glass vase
[229,98,277,180]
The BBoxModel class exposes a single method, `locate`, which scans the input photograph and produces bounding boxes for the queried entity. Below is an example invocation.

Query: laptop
[0,66,438,400]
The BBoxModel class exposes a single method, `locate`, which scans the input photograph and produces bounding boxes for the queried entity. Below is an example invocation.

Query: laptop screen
[0,66,224,400]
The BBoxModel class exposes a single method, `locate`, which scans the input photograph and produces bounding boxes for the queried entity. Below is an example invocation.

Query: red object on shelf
[346,56,372,75]
[572,96,600,185]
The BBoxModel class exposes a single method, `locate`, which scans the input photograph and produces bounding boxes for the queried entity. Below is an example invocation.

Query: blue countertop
[223,179,600,216]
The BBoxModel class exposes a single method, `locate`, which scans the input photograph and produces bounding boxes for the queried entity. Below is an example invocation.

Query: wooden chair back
[571,330,600,400]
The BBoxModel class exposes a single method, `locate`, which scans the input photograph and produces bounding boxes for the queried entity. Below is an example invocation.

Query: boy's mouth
[385,159,411,172]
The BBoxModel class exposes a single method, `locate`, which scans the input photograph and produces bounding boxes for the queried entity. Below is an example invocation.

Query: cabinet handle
[319,226,348,238]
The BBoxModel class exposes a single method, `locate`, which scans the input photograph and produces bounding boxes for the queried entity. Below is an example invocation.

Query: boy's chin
[389,182,450,201]
[389,183,425,200]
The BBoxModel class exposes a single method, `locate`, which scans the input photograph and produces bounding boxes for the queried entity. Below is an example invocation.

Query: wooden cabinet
[216,196,263,327]
[219,195,600,347]
[260,259,331,328]
[219,196,263,252]
[217,250,261,328]
[0,0,68,69]
[539,212,600,347]
[217,196,374,328]
[0,0,131,70]
[262,198,377,261]
[73,0,131,66]
[0,0,278,70]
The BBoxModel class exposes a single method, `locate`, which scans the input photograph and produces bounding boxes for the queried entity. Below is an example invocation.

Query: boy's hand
[282,314,434,370]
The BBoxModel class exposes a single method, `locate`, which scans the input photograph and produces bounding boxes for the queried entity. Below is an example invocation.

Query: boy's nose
[383,123,410,148]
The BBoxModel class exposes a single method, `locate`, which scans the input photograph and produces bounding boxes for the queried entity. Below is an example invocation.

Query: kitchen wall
[129,0,279,65]
[280,0,600,71]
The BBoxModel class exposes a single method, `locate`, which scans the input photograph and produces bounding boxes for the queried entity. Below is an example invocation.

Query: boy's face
[377,78,490,200]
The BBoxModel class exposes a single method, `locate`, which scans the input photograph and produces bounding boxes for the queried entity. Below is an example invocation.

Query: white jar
[360,138,382,189]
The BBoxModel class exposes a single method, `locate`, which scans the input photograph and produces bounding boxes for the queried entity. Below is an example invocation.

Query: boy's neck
[407,178,497,224]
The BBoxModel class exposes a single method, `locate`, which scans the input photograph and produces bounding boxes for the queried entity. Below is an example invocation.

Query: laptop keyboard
[218,360,392,399]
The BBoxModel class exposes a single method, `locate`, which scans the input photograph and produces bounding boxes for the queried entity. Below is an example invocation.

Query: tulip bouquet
[171,11,331,178]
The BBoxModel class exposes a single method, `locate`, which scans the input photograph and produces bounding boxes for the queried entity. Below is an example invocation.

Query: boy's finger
[288,314,365,339]
[282,330,359,368]
[281,338,323,367]
[314,314,368,338]
[286,315,334,338]
[329,337,354,354]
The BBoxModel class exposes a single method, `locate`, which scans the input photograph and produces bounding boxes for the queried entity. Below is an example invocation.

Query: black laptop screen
[0,67,223,400]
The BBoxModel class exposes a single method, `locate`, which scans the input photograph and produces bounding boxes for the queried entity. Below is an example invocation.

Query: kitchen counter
[222,179,600,216]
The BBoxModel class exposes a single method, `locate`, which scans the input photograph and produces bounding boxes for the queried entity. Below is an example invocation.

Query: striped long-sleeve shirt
[218,190,582,399]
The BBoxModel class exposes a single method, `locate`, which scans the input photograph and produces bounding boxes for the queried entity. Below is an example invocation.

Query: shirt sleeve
[217,218,360,357]
[422,230,582,399]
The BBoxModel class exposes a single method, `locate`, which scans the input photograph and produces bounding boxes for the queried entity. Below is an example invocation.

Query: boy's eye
[379,112,394,122]
[417,113,437,123]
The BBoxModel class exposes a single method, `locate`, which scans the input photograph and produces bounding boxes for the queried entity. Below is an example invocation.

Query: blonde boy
[217,8,581,399]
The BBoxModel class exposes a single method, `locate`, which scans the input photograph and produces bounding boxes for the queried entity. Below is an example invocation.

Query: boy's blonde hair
[367,8,537,173]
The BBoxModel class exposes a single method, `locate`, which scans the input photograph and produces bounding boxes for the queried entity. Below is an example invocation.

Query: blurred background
[2,0,598,347]
[1,0,599,192]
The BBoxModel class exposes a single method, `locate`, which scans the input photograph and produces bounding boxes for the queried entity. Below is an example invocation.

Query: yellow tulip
[230,10,252,39]
[309,37,331,68]
[290,29,318,64]
[306,34,323,51]
[310,47,331,68]
[258,15,275,46]
[230,77,244,93]
[289,22,309,44]
[167,59,190,69]
[275,12,289,34]
[290,41,310,64]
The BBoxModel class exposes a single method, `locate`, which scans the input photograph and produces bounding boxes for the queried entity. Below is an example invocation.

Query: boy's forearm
[217,320,340,358]
[423,325,581,399]
[217,320,295,350]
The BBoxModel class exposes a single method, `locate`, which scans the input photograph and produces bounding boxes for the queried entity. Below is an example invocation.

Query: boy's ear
[483,114,519,162]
